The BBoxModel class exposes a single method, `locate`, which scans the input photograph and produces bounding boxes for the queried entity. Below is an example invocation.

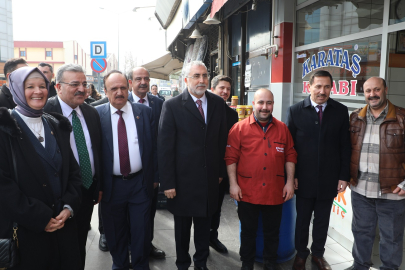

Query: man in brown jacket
[347,77,405,270]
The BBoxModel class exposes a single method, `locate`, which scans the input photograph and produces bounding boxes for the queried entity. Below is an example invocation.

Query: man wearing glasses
[44,64,103,270]
[128,67,166,259]
[158,61,227,270]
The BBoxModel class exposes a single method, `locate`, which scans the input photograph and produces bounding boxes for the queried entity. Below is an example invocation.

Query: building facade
[0,0,14,84]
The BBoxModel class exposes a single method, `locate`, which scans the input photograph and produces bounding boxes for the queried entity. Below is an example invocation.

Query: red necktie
[196,99,205,122]
[116,110,130,176]
[139,98,145,104]
[316,105,323,124]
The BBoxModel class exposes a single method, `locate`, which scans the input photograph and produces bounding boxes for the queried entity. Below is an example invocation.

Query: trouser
[238,201,283,266]
[98,203,104,234]
[351,191,405,270]
[101,173,151,270]
[295,196,334,258]
[76,186,95,270]
[210,178,227,241]
[150,185,159,243]
[174,215,212,270]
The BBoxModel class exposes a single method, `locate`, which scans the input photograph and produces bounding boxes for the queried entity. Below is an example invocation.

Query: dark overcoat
[158,90,227,217]
[0,108,82,270]
[44,96,103,202]
[286,96,351,199]
[0,84,16,109]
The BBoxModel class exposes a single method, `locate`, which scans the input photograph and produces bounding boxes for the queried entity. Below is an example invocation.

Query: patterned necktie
[71,110,93,189]
[316,105,323,124]
[116,110,131,176]
[196,99,205,122]
[139,98,145,104]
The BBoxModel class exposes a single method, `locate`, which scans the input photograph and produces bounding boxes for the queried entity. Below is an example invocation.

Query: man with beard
[287,70,351,270]
[225,89,297,270]
[0,58,28,108]
[345,77,405,270]
[44,64,103,270]
[158,61,227,270]
[128,67,166,259]
[38,62,57,98]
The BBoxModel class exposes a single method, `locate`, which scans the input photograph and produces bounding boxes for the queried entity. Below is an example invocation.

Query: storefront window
[386,31,405,107]
[246,0,271,52]
[231,13,241,56]
[389,0,405,25]
[294,35,382,113]
[296,0,384,46]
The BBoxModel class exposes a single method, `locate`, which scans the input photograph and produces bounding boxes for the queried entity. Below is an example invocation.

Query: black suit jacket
[90,96,109,107]
[0,84,16,109]
[44,96,103,202]
[158,90,227,217]
[286,96,351,199]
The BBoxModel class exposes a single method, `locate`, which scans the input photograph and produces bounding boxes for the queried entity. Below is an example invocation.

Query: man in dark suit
[0,58,28,109]
[287,70,351,270]
[38,62,57,98]
[128,67,165,258]
[209,75,238,254]
[91,96,109,107]
[96,70,156,270]
[149,84,165,101]
[43,63,103,270]
[158,61,227,270]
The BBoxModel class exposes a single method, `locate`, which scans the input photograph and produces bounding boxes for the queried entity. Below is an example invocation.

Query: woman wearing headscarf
[0,67,82,270]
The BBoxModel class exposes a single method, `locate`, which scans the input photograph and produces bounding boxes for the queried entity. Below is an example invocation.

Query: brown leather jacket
[350,100,405,193]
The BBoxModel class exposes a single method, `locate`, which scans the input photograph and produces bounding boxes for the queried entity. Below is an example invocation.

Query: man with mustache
[226,89,297,270]
[287,70,351,270]
[158,61,227,270]
[345,77,405,270]
[44,64,103,270]
[128,67,166,259]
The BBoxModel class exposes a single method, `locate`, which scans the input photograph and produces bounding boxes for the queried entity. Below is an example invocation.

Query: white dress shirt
[58,97,95,176]
[189,91,207,124]
[110,101,142,175]
[310,99,327,113]
[132,92,149,107]
[16,111,45,147]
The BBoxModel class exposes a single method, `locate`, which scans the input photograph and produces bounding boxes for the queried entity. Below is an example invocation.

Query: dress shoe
[263,261,277,270]
[194,266,209,270]
[88,224,92,231]
[241,265,254,270]
[209,238,228,253]
[150,244,166,258]
[344,266,358,270]
[292,255,306,270]
[98,234,109,252]
[311,255,332,270]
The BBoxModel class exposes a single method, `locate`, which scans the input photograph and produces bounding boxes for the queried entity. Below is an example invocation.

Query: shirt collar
[253,113,273,127]
[310,98,327,109]
[132,92,149,103]
[58,96,83,118]
[189,91,207,104]
[110,101,130,115]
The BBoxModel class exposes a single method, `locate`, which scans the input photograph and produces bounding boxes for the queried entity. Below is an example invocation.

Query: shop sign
[302,80,358,95]
[301,48,362,79]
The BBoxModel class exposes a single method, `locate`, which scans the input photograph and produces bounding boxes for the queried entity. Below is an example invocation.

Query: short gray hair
[128,67,150,80]
[183,61,207,77]
[56,64,86,83]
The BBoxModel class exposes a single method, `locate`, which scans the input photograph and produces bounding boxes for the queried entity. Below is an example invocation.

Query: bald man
[225,89,297,270]
[128,67,166,258]
[347,77,405,270]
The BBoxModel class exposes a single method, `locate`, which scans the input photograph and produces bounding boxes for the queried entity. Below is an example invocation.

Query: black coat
[0,84,16,109]
[286,96,351,199]
[0,108,82,269]
[223,104,238,185]
[158,90,227,217]
[90,96,108,107]
[47,82,57,98]
[44,96,103,202]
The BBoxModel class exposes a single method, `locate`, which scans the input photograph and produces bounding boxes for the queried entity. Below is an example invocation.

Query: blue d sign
[91,42,107,58]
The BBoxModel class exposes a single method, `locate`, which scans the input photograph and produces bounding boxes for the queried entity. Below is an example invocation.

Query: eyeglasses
[60,82,89,89]
[134,77,150,82]
[187,74,210,80]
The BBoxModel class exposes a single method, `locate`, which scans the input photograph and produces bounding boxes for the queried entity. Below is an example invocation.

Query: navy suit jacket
[96,102,157,202]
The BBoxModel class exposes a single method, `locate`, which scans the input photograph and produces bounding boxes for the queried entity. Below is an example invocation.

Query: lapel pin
[51,131,54,135]
[136,116,140,119]
[151,101,154,104]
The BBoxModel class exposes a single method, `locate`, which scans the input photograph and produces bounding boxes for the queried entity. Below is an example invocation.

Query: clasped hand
[44,208,71,232]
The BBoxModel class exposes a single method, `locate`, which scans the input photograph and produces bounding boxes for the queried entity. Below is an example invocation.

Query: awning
[142,52,183,80]
[155,0,181,29]
[211,0,228,17]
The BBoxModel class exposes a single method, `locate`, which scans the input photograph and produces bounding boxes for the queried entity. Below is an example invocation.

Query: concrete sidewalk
[84,197,355,270]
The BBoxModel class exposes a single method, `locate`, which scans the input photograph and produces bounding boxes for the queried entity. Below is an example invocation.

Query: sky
[12,0,167,69]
